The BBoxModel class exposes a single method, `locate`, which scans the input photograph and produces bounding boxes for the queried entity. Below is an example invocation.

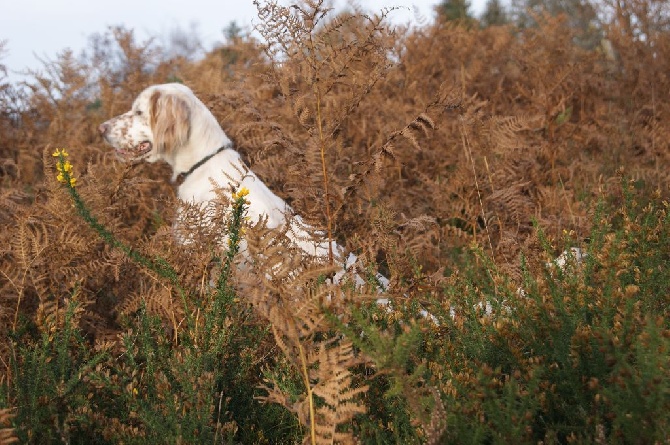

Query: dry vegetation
[0,1,669,443]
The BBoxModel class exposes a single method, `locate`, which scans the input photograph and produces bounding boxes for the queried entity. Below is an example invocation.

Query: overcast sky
[1,0,486,83]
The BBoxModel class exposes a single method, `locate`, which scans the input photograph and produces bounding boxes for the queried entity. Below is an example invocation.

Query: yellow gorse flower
[52,148,69,158]
[53,148,77,187]
[59,160,73,172]
[232,187,250,201]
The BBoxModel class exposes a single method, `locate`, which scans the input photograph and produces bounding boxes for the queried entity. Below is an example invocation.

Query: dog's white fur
[99,83,339,260]
[99,83,585,322]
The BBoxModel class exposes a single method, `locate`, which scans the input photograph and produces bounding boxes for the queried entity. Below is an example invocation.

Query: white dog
[99,83,378,286]
[98,83,586,323]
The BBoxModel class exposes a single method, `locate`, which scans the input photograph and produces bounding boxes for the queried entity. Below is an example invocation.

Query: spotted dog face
[99,84,191,163]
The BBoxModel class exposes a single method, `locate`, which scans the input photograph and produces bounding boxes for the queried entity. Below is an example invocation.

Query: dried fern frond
[481,115,540,153]
[117,282,181,328]
[0,408,18,445]
[309,339,368,444]
[240,208,370,444]
[259,336,367,445]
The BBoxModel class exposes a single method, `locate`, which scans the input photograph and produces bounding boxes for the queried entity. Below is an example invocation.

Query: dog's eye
[135,110,143,116]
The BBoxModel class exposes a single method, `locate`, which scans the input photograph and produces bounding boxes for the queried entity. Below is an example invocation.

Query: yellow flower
[53,148,76,187]
[232,187,250,201]
[55,160,72,174]
[52,148,69,158]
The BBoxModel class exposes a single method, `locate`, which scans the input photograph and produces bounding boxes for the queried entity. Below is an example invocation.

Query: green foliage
[314,178,670,444]
[436,0,473,23]
[2,297,110,444]
[417,180,670,443]
[510,0,602,48]
[480,0,509,27]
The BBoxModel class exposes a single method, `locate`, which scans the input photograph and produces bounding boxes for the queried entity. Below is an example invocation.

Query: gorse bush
[1,0,669,443]
[418,179,670,443]
[3,155,293,444]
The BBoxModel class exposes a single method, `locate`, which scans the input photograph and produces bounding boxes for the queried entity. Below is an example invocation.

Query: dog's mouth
[115,141,153,161]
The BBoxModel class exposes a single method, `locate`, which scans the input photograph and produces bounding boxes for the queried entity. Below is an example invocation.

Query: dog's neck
[168,113,232,183]
[173,143,232,185]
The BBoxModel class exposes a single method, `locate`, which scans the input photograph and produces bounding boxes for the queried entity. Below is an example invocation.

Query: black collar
[174,143,232,185]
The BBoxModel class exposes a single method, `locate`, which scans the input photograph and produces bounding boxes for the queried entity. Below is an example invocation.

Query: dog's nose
[98,123,109,136]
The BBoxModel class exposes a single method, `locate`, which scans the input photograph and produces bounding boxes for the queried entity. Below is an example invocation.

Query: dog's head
[99,83,192,163]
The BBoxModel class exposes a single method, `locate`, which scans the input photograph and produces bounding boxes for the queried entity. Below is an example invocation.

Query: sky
[1,0,486,83]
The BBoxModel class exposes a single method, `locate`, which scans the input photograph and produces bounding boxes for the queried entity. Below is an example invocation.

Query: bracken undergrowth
[0,1,668,443]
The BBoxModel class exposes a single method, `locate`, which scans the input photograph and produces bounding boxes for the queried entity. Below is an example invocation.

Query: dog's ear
[149,90,191,155]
